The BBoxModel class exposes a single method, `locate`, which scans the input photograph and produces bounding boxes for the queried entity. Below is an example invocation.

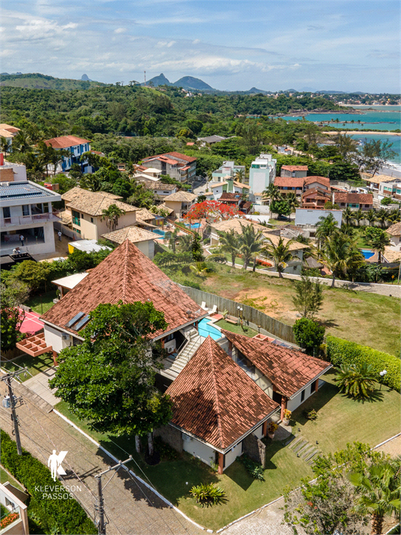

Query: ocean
[283,105,401,166]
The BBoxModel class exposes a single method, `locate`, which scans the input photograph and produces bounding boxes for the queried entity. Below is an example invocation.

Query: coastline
[323,130,401,136]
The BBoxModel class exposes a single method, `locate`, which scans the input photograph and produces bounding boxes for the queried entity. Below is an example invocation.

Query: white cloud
[114,27,126,34]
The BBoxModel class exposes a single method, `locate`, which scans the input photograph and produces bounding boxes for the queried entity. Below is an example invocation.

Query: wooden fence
[179,285,296,344]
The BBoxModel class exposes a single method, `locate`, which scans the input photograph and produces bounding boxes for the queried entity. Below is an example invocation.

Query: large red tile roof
[333,192,373,204]
[222,330,331,398]
[42,240,206,338]
[166,337,279,450]
[274,176,305,188]
[304,176,330,189]
[281,165,308,171]
[44,135,90,149]
[143,152,196,165]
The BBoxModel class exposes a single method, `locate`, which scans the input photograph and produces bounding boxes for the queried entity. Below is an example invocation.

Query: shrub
[293,318,325,355]
[326,336,400,391]
[237,454,265,481]
[189,483,227,507]
[304,408,318,420]
[0,430,96,534]
[182,279,201,290]
[335,362,377,399]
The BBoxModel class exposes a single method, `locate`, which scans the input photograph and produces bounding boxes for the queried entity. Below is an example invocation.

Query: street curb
[53,409,208,532]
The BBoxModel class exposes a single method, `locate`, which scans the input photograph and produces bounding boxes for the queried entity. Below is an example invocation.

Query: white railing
[0,213,60,227]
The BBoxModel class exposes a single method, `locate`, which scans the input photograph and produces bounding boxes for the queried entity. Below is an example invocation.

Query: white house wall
[182,434,215,466]
[224,441,243,469]
[287,381,319,412]
[44,324,73,353]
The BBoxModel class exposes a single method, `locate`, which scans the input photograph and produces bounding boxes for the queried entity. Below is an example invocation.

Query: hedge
[326,336,401,391]
[0,430,96,535]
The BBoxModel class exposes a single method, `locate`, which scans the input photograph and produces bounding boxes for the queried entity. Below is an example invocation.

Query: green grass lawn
[54,374,401,530]
[1,352,54,380]
[0,466,24,491]
[25,290,57,315]
[215,319,257,337]
[290,371,401,454]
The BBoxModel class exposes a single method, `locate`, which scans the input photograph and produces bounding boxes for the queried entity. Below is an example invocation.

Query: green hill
[0,73,106,90]
[173,76,214,91]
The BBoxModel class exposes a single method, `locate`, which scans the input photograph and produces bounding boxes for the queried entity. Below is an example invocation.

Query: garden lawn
[290,371,401,454]
[0,466,24,491]
[25,290,57,315]
[1,353,54,380]
[54,401,311,531]
[215,319,257,337]
[161,263,400,355]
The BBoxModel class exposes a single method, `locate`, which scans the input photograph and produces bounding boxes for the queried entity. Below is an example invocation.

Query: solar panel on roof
[73,315,90,331]
[65,311,85,328]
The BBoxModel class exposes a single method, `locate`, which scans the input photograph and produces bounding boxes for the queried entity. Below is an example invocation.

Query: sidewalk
[24,367,59,406]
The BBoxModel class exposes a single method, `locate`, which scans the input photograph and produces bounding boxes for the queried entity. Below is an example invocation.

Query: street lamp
[379,370,387,390]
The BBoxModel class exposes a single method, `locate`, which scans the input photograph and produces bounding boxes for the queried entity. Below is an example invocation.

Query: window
[75,228,81,235]
[81,214,84,219]
[22,205,30,216]
[72,210,80,226]
[310,380,317,394]
[91,217,94,223]
[301,390,305,402]
[3,207,10,219]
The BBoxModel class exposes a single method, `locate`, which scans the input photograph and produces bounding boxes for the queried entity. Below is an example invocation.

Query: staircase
[286,435,322,465]
[161,328,203,381]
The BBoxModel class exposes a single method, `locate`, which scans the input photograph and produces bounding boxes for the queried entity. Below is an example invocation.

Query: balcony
[0,213,60,227]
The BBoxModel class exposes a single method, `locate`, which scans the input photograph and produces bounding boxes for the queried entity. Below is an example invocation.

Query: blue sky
[3,0,400,92]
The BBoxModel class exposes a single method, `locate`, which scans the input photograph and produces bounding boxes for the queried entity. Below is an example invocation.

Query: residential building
[209,218,265,246]
[43,135,91,173]
[0,482,29,535]
[210,178,250,200]
[219,192,252,214]
[262,232,309,274]
[198,135,227,146]
[274,176,305,197]
[386,222,401,249]
[211,161,245,183]
[141,152,197,183]
[333,192,373,210]
[60,187,138,239]
[0,123,20,151]
[102,226,157,259]
[295,208,343,228]
[0,160,61,257]
[249,154,277,194]
[280,165,308,178]
[132,165,162,182]
[379,181,401,200]
[301,188,331,209]
[135,179,178,201]
[304,176,331,192]
[362,173,398,191]
[162,191,197,217]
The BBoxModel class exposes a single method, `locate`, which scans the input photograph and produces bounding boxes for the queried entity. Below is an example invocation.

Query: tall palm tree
[348,460,401,535]
[316,213,339,249]
[365,209,377,227]
[234,169,245,183]
[101,204,126,232]
[177,233,192,253]
[365,229,390,264]
[320,231,362,287]
[12,130,32,153]
[342,207,355,227]
[219,229,240,267]
[286,192,299,214]
[0,136,10,156]
[262,183,281,204]
[238,223,265,271]
[262,236,294,277]
[168,229,179,253]
[353,208,364,227]
[376,208,389,229]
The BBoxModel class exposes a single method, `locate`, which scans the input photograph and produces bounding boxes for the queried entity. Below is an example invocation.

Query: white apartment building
[249,154,277,195]
[0,160,61,257]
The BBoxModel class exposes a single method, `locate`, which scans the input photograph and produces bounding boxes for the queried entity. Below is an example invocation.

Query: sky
[2,0,400,93]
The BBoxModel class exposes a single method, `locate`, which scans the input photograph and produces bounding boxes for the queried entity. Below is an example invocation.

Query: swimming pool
[361,249,375,259]
[185,222,201,229]
[198,318,222,340]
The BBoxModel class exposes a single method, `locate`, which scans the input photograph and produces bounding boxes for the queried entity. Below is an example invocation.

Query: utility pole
[94,456,132,535]
[1,370,26,455]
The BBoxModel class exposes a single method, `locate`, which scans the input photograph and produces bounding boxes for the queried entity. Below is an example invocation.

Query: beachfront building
[141,152,197,183]
[0,159,61,257]
[60,187,138,239]
[362,173,399,192]
[249,154,277,195]
[333,192,373,210]
[44,135,91,174]
[379,181,401,201]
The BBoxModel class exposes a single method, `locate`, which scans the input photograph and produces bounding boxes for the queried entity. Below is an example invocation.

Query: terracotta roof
[211,219,265,234]
[164,191,196,202]
[166,337,279,450]
[221,330,331,398]
[387,222,401,236]
[274,177,305,188]
[333,192,373,205]
[101,226,156,244]
[304,176,330,189]
[62,189,138,216]
[44,135,90,149]
[62,187,122,203]
[42,240,206,337]
[0,124,20,136]
[143,152,196,165]
[262,232,309,251]
[302,188,331,199]
[281,165,308,171]
[220,192,241,202]
[136,208,156,222]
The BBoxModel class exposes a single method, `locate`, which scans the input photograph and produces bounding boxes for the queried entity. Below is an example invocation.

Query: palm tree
[234,169,245,183]
[342,207,355,227]
[335,362,377,399]
[365,229,390,264]
[262,183,281,204]
[101,204,126,232]
[348,460,401,535]
[262,236,294,278]
[320,231,360,287]
[387,208,401,224]
[219,229,240,267]
[365,209,377,227]
[353,208,364,227]
[376,208,389,229]
[168,229,179,253]
[0,136,10,156]
[190,262,208,279]
[286,192,299,214]
[238,223,264,271]
[335,133,358,160]
[177,233,192,253]
[316,213,339,249]
[12,130,32,153]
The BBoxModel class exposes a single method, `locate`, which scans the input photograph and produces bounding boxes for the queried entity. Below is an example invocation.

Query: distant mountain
[0,73,106,90]
[173,76,213,91]
[245,87,269,94]
[81,74,91,82]
[145,73,172,87]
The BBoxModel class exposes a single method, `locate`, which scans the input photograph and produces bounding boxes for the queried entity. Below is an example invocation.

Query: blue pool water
[198,318,222,340]
[361,249,375,259]
[185,223,201,229]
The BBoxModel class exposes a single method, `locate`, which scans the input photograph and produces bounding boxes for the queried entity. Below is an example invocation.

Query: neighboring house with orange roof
[333,191,373,210]
[274,176,305,196]
[301,188,331,209]
[141,152,197,183]
[60,187,138,239]
[44,135,91,173]
[0,123,20,151]
[304,176,331,192]
[101,225,157,259]
[280,165,308,178]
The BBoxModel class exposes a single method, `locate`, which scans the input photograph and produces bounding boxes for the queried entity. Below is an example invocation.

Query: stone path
[0,378,203,535]
[24,367,59,406]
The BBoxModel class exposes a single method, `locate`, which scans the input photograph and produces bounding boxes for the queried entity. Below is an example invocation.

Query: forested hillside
[0,73,106,90]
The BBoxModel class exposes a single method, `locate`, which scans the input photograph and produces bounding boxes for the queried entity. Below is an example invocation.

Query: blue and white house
[44,135,91,174]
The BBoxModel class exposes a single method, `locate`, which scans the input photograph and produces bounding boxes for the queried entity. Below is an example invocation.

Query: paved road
[0,378,203,535]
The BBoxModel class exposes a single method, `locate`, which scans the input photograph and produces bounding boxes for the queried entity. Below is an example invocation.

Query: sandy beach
[323,130,401,136]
